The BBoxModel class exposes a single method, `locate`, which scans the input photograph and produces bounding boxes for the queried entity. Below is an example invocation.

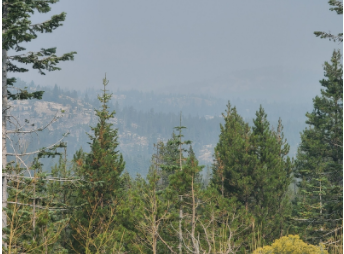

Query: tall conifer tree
[2,0,77,169]
[213,103,292,245]
[293,50,343,246]
[250,106,292,243]
[212,102,255,210]
[71,75,125,253]
[2,0,76,239]
[291,1,343,250]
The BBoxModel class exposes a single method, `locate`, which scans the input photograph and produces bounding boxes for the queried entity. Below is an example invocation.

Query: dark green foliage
[200,187,252,253]
[128,145,173,254]
[3,2,76,251]
[157,124,251,253]
[250,107,293,244]
[70,76,126,253]
[212,102,293,245]
[7,86,44,100]
[212,102,255,207]
[157,133,180,188]
[314,0,343,42]
[168,145,203,202]
[292,50,343,245]
[46,149,79,253]
[3,154,70,253]
[76,76,125,200]
[3,0,76,100]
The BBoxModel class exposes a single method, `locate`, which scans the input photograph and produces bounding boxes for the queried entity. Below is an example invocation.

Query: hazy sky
[12,0,342,101]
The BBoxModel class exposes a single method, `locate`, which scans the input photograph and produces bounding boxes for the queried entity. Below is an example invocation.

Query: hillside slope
[8,80,309,176]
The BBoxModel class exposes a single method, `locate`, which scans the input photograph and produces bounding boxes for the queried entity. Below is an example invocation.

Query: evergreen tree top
[94,74,116,125]
[3,0,76,99]
[80,75,125,195]
[306,50,343,129]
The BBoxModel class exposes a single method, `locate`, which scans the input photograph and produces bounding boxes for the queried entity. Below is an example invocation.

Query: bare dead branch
[7,134,67,157]
[199,220,212,254]
[7,111,61,134]
[6,174,80,182]
[157,234,177,254]
[6,201,69,211]
[6,134,32,177]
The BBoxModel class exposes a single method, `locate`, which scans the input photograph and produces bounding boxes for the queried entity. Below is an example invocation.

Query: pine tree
[131,143,170,254]
[212,103,292,245]
[156,118,202,253]
[250,106,293,244]
[212,102,255,210]
[70,75,125,253]
[211,102,257,252]
[159,132,180,189]
[178,145,204,253]
[164,140,251,254]
[2,0,76,239]
[293,50,343,246]
[4,152,70,253]
[162,143,205,253]
[2,0,76,98]
[170,116,192,254]
[199,187,252,254]
[47,148,77,253]
[82,75,125,201]
[291,1,343,250]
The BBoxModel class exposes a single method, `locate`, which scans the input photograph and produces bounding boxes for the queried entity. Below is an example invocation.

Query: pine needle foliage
[212,102,254,207]
[80,75,125,204]
[212,102,293,246]
[70,75,125,253]
[293,50,343,246]
[250,106,293,244]
[3,0,76,99]
[314,0,343,42]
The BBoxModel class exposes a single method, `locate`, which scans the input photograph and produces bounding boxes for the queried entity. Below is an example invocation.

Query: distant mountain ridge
[9,79,311,176]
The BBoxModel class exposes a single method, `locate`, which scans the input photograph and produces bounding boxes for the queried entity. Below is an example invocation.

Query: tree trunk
[178,118,183,254]
[153,230,157,254]
[2,3,8,242]
[191,175,199,254]
[33,172,36,229]
[211,212,215,254]
[178,196,183,254]
[221,174,224,197]
[153,191,157,254]
[2,48,8,238]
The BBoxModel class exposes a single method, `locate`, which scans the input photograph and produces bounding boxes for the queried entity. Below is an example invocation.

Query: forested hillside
[9,78,308,176]
[2,1,342,254]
